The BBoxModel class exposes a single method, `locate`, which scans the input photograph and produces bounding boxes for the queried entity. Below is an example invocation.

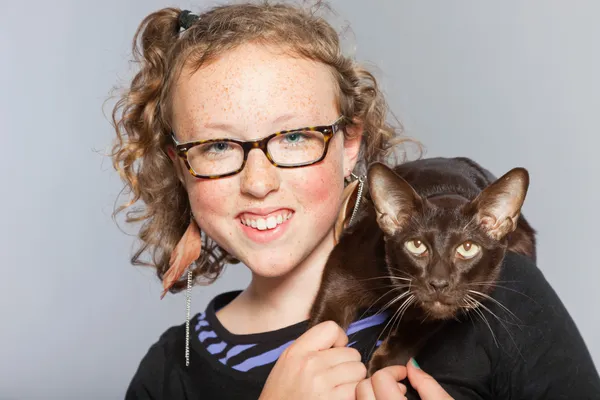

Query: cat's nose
[428,279,449,291]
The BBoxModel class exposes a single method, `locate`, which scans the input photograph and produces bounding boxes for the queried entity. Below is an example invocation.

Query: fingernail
[411,358,420,369]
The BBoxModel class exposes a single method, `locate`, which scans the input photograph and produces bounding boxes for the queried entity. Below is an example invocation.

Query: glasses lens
[187,141,244,177]
[267,130,326,166]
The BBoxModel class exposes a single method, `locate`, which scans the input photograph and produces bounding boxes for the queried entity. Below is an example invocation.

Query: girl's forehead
[171,44,338,139]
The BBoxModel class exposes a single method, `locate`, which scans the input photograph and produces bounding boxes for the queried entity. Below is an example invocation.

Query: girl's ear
[342,121,363,178]
[168,146,187,185]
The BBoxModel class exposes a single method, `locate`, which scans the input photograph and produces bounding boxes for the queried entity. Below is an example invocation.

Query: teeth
[256,219,267,230]
[241,212,292,231]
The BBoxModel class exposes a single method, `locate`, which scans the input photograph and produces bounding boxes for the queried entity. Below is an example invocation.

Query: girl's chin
[241,257,303,279]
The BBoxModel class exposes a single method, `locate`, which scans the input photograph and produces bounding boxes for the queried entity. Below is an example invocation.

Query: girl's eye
[282,132,306,144]
[404,239,428,256]
[456,241,481,259]
[206,142,231,153]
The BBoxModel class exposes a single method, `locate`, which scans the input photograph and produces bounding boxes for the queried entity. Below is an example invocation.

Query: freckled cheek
[185,181,240,248]
[186,181,233,217]
[291,164,343,219]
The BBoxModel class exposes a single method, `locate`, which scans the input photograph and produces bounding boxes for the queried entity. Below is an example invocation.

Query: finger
[320,346,362,368]
[398,382,407,395]
[371,366,408,400]
[373,365,408,382]
[407,358,453,400]
[355,378,376,400]
[292,321,348,353]
[327,361,367,387]
[335,381,362,400]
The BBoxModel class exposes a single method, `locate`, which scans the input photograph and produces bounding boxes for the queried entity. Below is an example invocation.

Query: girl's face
[171,43,361,278]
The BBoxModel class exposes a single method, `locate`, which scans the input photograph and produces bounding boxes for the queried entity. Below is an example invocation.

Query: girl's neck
[215,229,335,335]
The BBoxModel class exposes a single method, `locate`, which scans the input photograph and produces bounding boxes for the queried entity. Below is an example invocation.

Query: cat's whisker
[358,276,412,283]
[370,285,412,293]
[467,295,525,361]
[354,283,411,292]
[451,309,463,322]
[462,216,478,231]
[386,300,407,337]
[388,294,413,327]
[377,290,413,315]
[460,299,474,316]
[357,284,412,322]
[461,301,477,327]
[410,214,425,231]
[391,294,412,328]
[422,310,432,321]
[460,299,472,312]
[356,287,408,321]
[471,304,499,349]
[465,295,499,348]
[467,289,522,324]
[345,280,411,293]
[392,295,415,333]
[371,293,415,357]
[467,295,523,358]
[355,283,412,293]
[467,280,520,285]
[388,267,417,281]
[371,299,404,354]
[466,282,537,304]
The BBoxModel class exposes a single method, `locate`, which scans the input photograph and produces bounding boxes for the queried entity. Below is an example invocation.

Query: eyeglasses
[171,116,347,179]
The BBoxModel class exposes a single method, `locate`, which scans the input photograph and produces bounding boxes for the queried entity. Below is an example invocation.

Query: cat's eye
[456,241,481,259]
[405,239,428,256]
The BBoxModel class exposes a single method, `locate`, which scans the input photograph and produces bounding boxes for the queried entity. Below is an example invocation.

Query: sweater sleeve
[125,326,186,400]
[493,253,600,399]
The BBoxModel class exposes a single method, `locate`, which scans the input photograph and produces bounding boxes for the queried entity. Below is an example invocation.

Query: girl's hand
[355,359,454,400]
[356,365,408,400]
[259,321,367,400]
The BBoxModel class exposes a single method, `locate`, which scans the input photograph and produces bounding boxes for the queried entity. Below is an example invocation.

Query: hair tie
[178,10,199,31]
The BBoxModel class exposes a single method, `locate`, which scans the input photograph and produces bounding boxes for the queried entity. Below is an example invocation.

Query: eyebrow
[202,113,301,133]
[173,114,340,145]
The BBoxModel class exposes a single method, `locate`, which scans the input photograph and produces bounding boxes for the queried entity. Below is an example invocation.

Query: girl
[111,2,600,399]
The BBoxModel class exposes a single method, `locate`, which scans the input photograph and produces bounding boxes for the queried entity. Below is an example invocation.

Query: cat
[309,157,536,376]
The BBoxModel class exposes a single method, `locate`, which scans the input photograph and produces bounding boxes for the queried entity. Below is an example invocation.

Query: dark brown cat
[309,157,536,376]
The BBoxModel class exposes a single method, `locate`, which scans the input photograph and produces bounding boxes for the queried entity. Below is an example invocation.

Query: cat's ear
[469,167,530,240]
[367,162,422,236]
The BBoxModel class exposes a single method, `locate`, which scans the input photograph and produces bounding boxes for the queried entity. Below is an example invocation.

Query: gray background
[1,0,598,398]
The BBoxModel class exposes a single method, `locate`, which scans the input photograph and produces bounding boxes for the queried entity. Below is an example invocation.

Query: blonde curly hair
[110,1,417,295]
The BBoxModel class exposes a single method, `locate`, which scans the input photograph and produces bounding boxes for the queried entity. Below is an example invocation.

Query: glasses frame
[170,116,347,179]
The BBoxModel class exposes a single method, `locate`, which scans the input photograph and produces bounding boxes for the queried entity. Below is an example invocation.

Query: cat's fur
[309,157,536,376]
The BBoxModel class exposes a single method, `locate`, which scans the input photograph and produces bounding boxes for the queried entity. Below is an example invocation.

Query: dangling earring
[334,172,366,244]
[161,215,202,367]
[161,216,202,299]
[348,173,365,226]
[185,267,193,367]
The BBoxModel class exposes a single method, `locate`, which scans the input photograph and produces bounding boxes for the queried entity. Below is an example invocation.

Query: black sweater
[125,253,600,399]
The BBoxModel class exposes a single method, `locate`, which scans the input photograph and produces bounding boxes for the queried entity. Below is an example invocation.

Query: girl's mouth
[239,210,293,231]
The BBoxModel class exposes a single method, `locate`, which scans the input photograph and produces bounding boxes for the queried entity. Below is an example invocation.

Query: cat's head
[367,162,529,320]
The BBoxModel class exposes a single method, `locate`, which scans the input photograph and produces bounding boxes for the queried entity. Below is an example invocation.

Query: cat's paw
[367,349,412,377]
